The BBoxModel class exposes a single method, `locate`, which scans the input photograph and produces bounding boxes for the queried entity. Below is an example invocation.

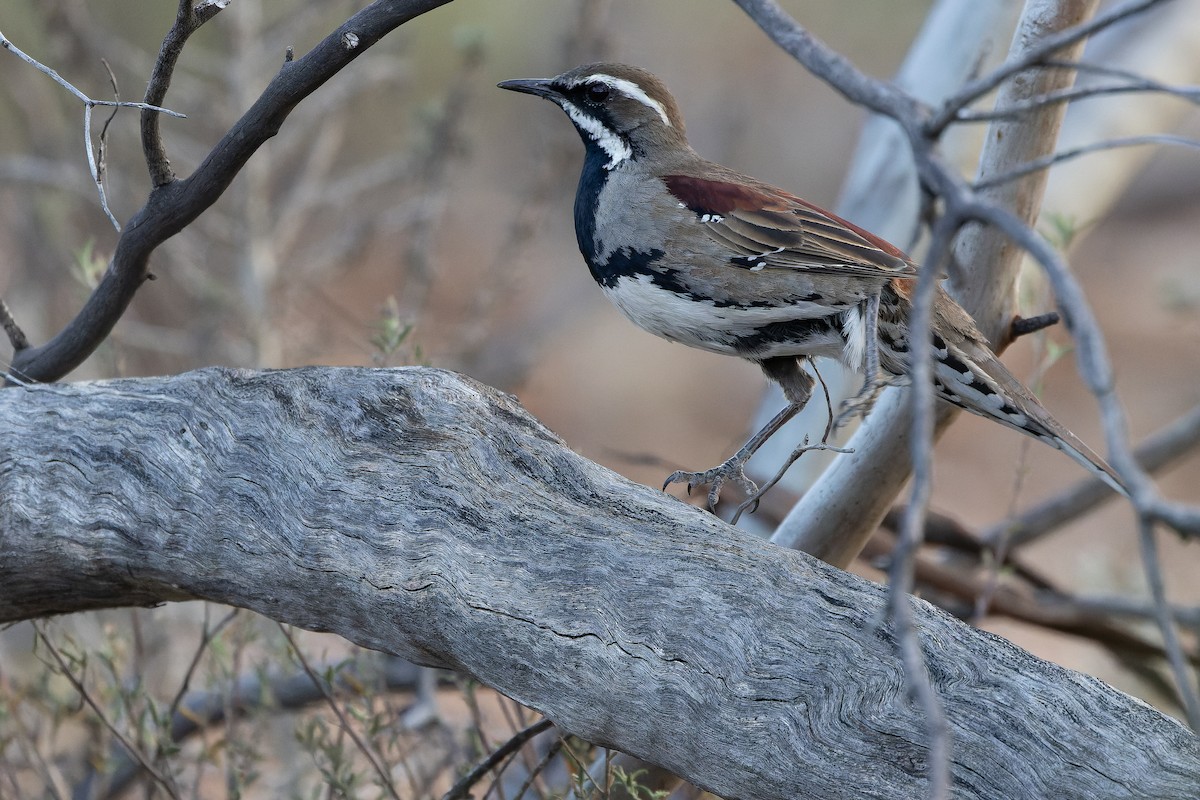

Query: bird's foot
[834,375,900,430]
[664,455,760,514]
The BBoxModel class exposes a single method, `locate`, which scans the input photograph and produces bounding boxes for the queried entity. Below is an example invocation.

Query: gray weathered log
[1,367,1196,800]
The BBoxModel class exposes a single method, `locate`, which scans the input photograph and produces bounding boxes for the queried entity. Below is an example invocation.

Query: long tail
[888,288,1128,496]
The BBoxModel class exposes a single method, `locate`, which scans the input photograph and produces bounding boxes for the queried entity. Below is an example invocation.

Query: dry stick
[1053,57,1200,97]
[94,59,123,232]
[1138,517,1200,730]
[0,28,185,232]
[0,297,29,352]
[983,403,1200,549]
[32,622,180,799]
[511,736,564,800]
[957,77,1200,123]
[141,0,223,187]
[976,134,1200,190]
[928,0,1176,132]
[165,608,241,725]
[0,30,184,118]
[1009,312,1060,338]
[278,625,403,800]
[889,214,960,800]
[4,0,453,386]
[441,718,555,800]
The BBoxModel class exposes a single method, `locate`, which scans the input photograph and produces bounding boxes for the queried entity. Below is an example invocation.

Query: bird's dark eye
[586,83,611,103]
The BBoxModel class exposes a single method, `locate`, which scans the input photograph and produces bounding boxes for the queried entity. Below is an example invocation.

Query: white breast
[602,273,845,360]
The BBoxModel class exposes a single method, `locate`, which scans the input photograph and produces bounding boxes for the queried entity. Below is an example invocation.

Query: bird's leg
[664,356,813,512]
[729,435,854,525]
[664,402,801,512]
[835,291,891,429]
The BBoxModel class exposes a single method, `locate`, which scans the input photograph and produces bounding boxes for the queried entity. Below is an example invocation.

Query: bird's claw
[664,457,760,513]
[834,378,889,430]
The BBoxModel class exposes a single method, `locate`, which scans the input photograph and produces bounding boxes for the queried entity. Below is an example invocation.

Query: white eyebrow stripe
[568,74,672,127]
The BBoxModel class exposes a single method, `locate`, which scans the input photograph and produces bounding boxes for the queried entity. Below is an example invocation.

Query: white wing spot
[750,263,766,272]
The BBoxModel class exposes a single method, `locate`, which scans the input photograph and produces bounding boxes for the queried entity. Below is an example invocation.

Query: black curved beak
[497,77,561,101]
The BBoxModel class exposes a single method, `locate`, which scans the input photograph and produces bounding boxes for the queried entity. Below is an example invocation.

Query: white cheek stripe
[561,101,632,169]
[568,74,672,127]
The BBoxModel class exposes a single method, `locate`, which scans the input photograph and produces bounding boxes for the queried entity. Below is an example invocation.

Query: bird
[498,62,1127,509]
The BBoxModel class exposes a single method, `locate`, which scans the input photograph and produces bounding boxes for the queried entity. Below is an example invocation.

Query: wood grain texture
[1,367,1195,799]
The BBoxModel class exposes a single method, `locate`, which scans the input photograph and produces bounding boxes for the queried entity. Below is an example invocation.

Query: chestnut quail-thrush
[498,63,1126,505]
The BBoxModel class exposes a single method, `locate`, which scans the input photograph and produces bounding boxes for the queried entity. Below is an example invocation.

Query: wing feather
[664,173,917,279]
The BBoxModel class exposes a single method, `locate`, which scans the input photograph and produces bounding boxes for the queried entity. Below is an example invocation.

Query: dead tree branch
[2,0,452,386]
[1,366,1196,800]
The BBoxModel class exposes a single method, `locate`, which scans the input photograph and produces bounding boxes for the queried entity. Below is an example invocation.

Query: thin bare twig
[1138,517,1200,730]
[983,404,1200,549]
[955,79,1200,123]
[975,134,1200,191]
[0,27,185,232]
[165,607,240,724]
[0,296,29,352]
[278,624,403,800]
[1059,57,1200,96]
[32,622,180,799]
[1009,312,1060,339]
[94,59,123,231]
[442,718,555,800]
[928,0,1176,132]
[731,440,852,524]
[889,214,959,800]
[141,0,224,186]
[511,735,564,800]
[0,29,185,117]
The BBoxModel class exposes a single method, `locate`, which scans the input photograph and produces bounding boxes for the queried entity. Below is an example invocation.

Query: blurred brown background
[2,0,1199,791]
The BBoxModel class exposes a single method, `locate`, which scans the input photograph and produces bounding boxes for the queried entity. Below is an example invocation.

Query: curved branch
[1,366,1195,800]
[141,0,226,187]
[731,0,927,128]
[4,0,453,386]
